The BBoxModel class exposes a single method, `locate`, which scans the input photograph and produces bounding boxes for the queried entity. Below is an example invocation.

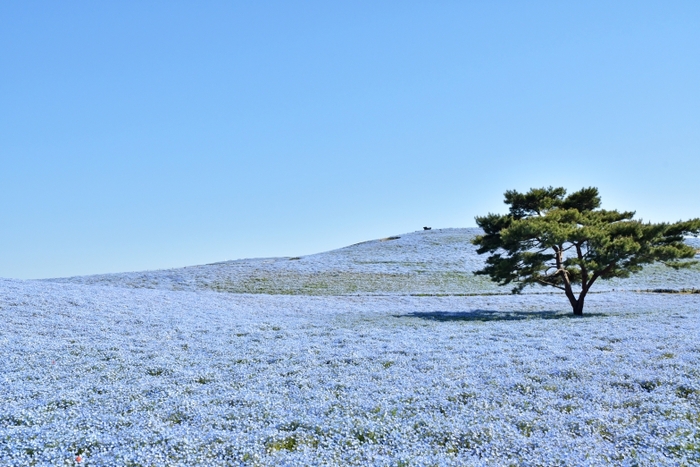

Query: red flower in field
[76,455,82,463]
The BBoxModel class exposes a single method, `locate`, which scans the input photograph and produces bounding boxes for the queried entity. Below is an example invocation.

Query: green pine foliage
[473,187,700,315]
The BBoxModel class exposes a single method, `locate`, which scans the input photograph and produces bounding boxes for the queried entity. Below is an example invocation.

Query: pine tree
[472,187,700,315]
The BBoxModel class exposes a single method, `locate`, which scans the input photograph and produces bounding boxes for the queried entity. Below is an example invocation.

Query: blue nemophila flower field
[3,284,699,466]
[2,229,699,466]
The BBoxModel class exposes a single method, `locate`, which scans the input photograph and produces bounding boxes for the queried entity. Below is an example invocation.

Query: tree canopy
[472,187,700,315]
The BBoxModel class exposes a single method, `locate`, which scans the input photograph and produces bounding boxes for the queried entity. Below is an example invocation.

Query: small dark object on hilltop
[423,226,432,230]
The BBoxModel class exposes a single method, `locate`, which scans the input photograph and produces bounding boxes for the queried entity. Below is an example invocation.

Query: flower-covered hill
[44,228,700,295]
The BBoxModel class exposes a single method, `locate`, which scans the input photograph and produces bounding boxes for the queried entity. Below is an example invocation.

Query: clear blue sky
[2,1,699,279]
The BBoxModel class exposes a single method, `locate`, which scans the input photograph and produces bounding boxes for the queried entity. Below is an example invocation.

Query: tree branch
[576,243,588,287]
[554,246,578,309]
[536,278,565,290]
[587,262,616,289]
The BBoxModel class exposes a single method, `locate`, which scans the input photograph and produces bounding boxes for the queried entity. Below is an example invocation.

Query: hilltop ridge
[44,228,700,295]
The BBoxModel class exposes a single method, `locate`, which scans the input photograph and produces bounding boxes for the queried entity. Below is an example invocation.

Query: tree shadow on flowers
[396,309,607,322]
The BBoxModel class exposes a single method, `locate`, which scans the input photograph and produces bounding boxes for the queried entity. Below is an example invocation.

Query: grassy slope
[44,228,700,295]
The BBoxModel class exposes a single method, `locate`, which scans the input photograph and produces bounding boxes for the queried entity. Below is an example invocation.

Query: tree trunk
[572,294,586,316]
